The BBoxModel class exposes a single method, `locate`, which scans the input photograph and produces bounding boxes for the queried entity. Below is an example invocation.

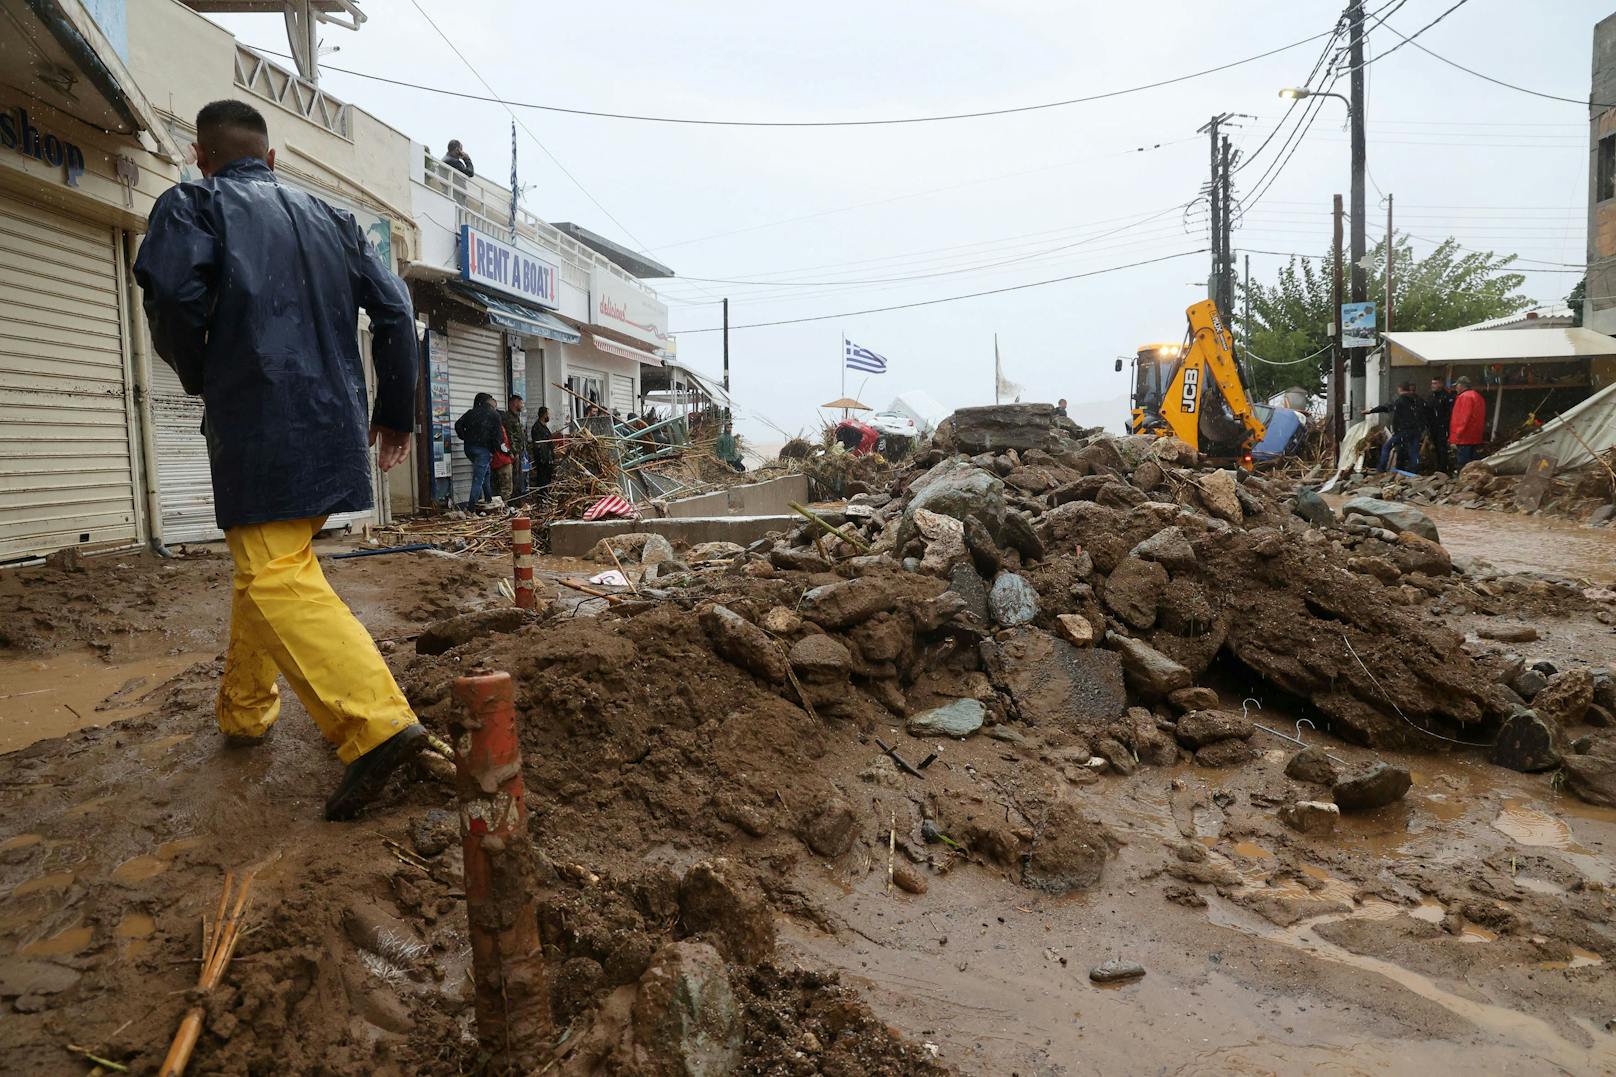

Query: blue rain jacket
[134,157,417,531]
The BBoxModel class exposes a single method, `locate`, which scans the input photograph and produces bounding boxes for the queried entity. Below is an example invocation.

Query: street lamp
[1278,87,1351,113]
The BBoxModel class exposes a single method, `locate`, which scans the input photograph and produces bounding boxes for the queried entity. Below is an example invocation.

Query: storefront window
[566,373,604,420]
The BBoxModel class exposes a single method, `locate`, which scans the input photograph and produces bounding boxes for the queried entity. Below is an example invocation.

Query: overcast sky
[212,0,1601,442]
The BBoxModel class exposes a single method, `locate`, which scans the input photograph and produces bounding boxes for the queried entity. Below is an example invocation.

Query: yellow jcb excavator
[1125,299,1266,462]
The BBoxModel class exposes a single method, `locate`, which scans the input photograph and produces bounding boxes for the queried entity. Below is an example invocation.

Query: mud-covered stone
[1392,532,1452,576]
[1132,525,1197,574]
[800,576,900,629]
[1195,469,1242,524]
[914,508,968,577]
[1340,497,1439,543]
[788,634,851,681]
[677,860,775,964]
[589,532,676,566]
[1195,738,1258,767]
[1174,709,1254,749]
[1332,762,1412,810]
[415,607,533,656]
[700,604,787,683]
[985,627,1126,729]
[770,546,831,573]
[1167,686,1219,712]
[1285,745,1341,785]
[948,563,991,625]
[961,514,1001,577]
[1279,800,1340,835]
[687,541,745,562]
[1562,738,1616,807]
[1532,668,1594,727]
[1023,801,1116,893]
[630,941,741,1077]
[801,798,859,858]
[1102,557,1169,630]
[1488,711,1563,773]
[1001,509,1046,562]
[1055,613,1095,647]
[1107,632,1192,697]
[1292,488,1335,527]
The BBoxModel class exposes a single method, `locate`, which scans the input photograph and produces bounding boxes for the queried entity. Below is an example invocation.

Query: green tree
[1567,274,1586,328]
[1235,236,1532,400]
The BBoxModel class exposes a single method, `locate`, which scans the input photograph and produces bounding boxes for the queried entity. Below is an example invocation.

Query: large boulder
[1532,669,1595,727]
[788,634,851,682]
[984,627,1126,729]
[1132,526,1197,574]
[898,465,1006,551]
[950,402,1082,453]
[1391,532,1452,577]
[677,860,775,965]
[415,607,534,656]
[1340,497,1440,543]
[913,508,969,577]
[800,576,899,629]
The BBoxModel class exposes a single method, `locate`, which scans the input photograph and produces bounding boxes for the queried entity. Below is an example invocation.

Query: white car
[867,411,918,438]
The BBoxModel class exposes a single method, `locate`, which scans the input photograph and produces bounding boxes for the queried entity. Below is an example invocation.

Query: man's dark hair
[196,99,269,162]
[509,393,523,404]
[448,139,463,153]
[474,392,495,407]
[537,406,549,419]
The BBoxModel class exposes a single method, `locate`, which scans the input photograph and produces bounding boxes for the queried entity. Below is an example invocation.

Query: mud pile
[1333,460,1616,525]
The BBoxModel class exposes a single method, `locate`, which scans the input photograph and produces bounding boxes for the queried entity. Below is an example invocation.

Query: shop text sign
[592,268,669,349]
[1,106,86,187]
[458,225,559,309]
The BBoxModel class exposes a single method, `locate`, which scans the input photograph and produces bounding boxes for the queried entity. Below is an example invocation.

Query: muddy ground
[1,503,1614,1074]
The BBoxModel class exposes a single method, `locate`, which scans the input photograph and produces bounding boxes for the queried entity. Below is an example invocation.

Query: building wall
[1588,13,1616,334]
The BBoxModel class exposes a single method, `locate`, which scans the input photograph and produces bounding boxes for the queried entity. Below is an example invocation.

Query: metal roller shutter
[0,192,139,560]
[610,372,634,417]
[447,322,506,503]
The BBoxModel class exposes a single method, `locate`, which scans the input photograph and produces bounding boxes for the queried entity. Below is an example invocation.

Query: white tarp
[1482,380,1616,475]
[1321,419,1373,493]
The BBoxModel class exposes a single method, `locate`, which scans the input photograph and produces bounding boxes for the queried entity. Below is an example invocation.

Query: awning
[1384,328,1616,367]
[449,284,580,344]
[589,332,663,366]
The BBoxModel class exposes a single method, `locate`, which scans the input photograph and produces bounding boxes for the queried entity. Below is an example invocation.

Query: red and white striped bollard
[512,514,536,610]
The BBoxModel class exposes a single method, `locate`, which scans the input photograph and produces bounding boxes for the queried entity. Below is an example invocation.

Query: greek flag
[845,339,888,374]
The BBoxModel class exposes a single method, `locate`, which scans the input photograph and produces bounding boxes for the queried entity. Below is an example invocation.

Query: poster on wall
[425,330,452,480]
[1341,302,1377,349]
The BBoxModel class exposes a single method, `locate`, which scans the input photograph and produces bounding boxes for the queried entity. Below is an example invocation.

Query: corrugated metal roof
[1384,327,1616,366]
[1460,303,1575,331]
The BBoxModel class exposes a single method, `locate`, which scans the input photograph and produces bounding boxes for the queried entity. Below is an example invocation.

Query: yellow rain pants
[218,516,416,763]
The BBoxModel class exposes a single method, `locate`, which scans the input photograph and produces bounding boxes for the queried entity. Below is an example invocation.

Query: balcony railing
[421,148,663,302]
[235,45,351,140]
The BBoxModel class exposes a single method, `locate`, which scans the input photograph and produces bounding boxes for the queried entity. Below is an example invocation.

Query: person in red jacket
[1449,376,1487,467]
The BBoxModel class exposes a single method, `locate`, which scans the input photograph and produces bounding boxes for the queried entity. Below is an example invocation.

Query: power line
[258,24,1346,129]
[404,0,663,265]
[1384,22,1615,108]
[1235,11,1347,175]
[669,204,1191,288]
[1348,0,1475,73]
[671,250,1204,332]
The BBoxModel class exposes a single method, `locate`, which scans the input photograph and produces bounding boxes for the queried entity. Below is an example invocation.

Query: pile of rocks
[1332,460,1615,525]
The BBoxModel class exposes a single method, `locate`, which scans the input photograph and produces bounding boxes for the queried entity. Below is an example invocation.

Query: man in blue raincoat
[134,99,425,821]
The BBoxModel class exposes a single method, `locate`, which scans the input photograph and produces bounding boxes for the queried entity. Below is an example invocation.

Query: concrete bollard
[512,515,537,610]
[450,669,550,1064]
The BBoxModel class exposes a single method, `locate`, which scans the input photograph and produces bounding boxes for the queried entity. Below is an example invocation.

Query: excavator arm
[1156,299,1266,458]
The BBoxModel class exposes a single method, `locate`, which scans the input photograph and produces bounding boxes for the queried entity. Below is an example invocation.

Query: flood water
[0,650,209,753]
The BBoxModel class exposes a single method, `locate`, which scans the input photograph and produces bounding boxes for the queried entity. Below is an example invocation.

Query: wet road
[1331,499,1616,584]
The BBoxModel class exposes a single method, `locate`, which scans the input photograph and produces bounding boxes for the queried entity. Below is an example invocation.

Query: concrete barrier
[548,515,793,558]
[660,473,809,519]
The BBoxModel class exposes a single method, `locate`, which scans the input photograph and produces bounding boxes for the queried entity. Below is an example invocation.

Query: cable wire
[1347,0,1475,73]
[1382,22,1616,108]
[671,250,1204,333]
[262,26,1341,129]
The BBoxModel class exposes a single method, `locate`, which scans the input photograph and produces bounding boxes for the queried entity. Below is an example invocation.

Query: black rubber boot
[324,724,427,821]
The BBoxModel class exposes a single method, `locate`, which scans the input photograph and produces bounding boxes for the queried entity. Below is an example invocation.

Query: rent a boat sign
[458,224,560,308]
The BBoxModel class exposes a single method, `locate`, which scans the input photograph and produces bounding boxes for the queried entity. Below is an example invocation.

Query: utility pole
[721,298,730,393]
[1348,0,1368,414]
[1384,194,1394,332]
[1219,135,1234,317]
[1199,113,1232,317]
[1242,253,1251,356]
[1332,193,1346,443]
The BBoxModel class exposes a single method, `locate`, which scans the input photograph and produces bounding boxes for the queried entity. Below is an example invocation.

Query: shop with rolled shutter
[445,321,507,505]
[0,191,141,561]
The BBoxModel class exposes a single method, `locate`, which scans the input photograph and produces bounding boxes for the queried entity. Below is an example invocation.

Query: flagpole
[994,333,1000,405]
[840,331,847,421]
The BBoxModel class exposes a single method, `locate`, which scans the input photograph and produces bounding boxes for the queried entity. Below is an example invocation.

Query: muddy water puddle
[1343,500,1616,584]
[0,649,210,753]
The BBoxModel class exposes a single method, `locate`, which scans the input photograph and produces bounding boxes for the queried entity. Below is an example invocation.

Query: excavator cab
[1127,299,1266,462]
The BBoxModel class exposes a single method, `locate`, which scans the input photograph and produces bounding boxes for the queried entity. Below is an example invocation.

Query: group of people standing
[453,393,557,509]
[1363,375,1488,474]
